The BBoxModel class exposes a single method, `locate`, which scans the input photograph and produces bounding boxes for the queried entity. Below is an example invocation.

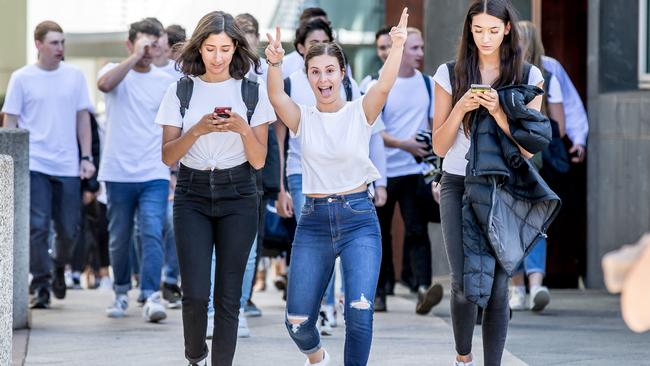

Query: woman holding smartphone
[155,11,275,366]
[265,8,409,366]
[432,1,544,365]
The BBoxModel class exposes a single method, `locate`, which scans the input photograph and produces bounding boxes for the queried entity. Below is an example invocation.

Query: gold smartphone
[470,84,491,93]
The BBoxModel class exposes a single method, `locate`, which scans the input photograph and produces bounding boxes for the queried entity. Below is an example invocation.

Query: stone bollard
[0,155,14,366]
[0,129,29,330]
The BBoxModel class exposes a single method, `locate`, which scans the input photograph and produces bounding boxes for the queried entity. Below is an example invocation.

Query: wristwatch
[81,155,93,163]
[266,59,283,67]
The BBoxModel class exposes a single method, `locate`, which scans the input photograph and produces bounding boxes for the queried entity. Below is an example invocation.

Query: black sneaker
[416,283,443,315]
[52,267,67,299]
[30,287,51,309]
[384,281,395,296]
[162,282,182,303]
[374,294,387,312]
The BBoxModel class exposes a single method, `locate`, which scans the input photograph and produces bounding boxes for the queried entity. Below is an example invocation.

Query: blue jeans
[285,191,381,365]
[288,174,337,306]
[106,180,168,298]
[29,172,81,291]
[162,199,179,284]
[208,236,258,315]
[515,237,547,276]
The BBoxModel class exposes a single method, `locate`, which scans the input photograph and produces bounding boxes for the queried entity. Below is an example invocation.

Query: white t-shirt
[155,76,275,170]
[547,74,563,103]
[284,69,383,177]
[156,59,183,80]
[377,70,435,178]
[282,51,305,79]
[97,63,174,182]
[2,63,93,177]
[433,63,545,176]
[291,97,380,194]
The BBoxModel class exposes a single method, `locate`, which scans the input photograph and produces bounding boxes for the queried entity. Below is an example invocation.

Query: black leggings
[439,172,509,366]
[174,163,259,366]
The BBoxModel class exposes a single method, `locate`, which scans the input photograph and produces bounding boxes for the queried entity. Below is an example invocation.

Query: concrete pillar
[0,130,29,329]
[0,155,14,366]
[0,0,27,94]
[423,0,469,75]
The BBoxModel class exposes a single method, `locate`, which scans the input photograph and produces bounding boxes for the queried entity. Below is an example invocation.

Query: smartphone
[470,84,492,93]
[214,107,231,118]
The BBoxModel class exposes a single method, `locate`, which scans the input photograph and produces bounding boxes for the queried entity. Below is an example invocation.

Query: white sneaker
[64,270,74,288]
[206,312,214,339]
[142,291,167,323]
[529,286,550,312]
[98,276,113,291]
[322,304,336,328]
[318,310,333,336]
[106,294,128,318]
[304,349,330,366]
[238,308,251,338]
[509,286,526,311]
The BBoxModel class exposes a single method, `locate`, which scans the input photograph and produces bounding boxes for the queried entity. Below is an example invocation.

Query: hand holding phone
[214,107,231,119]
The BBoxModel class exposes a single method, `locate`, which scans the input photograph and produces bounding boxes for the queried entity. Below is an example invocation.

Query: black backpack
[283,74,353,102]
[175,75,281,197]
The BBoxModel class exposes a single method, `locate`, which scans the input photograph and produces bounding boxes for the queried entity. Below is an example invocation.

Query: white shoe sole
[106,310,125,318]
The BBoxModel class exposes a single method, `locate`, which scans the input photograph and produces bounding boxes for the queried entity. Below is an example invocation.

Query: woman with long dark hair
[265,8,409,366]
[155,11,275,366]
[432,1,544,365]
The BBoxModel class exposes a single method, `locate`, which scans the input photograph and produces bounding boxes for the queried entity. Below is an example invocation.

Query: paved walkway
[12,280,650,365]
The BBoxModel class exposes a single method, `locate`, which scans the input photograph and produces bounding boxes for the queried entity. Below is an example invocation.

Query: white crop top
[291,97,381,195]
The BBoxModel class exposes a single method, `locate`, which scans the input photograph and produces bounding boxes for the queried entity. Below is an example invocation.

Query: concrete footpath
[12,281,650,366]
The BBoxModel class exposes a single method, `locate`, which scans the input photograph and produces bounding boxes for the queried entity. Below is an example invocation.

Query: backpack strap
[283,77,292,97]
[422,72,432,118]
[342,75,353,102]
[445,61,456,96]
[240,77,259,124]
[370,72,379,81]
[176,76,193,119]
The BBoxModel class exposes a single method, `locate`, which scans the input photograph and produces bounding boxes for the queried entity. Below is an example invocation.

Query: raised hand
[389,7,409,48]
[265,27,285,64]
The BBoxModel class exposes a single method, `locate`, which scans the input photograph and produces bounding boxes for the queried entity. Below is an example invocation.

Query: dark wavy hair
[453,0,523,135]
[294,19,333,56]
[304,42,346,73]
[176,11,260,79]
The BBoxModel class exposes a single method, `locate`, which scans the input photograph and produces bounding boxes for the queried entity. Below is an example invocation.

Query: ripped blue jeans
[285,191,381,366]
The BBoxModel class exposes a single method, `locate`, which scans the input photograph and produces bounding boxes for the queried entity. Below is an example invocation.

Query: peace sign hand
[265,27,285,64]
[389,7,409,48]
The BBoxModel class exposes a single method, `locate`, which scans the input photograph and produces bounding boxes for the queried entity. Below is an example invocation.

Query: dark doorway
[540,0,589,288]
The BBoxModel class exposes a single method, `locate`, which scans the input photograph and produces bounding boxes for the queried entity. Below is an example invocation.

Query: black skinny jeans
[439,172,509,366]
[376,174,432,295]
[174,163,259,366]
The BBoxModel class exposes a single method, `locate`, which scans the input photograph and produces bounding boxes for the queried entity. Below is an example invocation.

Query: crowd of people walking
[1,0,592,365]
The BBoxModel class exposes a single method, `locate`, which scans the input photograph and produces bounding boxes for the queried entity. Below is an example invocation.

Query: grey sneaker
[106,294,128,318]
[529,286,550,312]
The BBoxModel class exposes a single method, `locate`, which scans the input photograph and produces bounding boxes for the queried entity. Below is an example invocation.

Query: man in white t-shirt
[97,19,174,323]
[2,21,95,309]
[373,27,443,314]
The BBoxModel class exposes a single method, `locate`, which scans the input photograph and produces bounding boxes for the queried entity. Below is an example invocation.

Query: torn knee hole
[350,294,372,310]
[287,314,309,333]
[287,315,309,324]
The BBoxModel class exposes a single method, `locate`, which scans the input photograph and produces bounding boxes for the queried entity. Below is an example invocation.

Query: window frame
[639,0,650,88]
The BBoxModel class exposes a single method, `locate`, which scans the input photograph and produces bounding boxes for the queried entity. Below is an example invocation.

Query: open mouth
[318,86,333,98]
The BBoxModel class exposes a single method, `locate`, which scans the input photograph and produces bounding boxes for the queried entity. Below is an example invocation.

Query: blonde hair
[406,27,421,37]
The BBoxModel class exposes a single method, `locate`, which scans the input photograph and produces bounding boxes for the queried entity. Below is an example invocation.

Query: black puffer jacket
[462,85,561,308]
